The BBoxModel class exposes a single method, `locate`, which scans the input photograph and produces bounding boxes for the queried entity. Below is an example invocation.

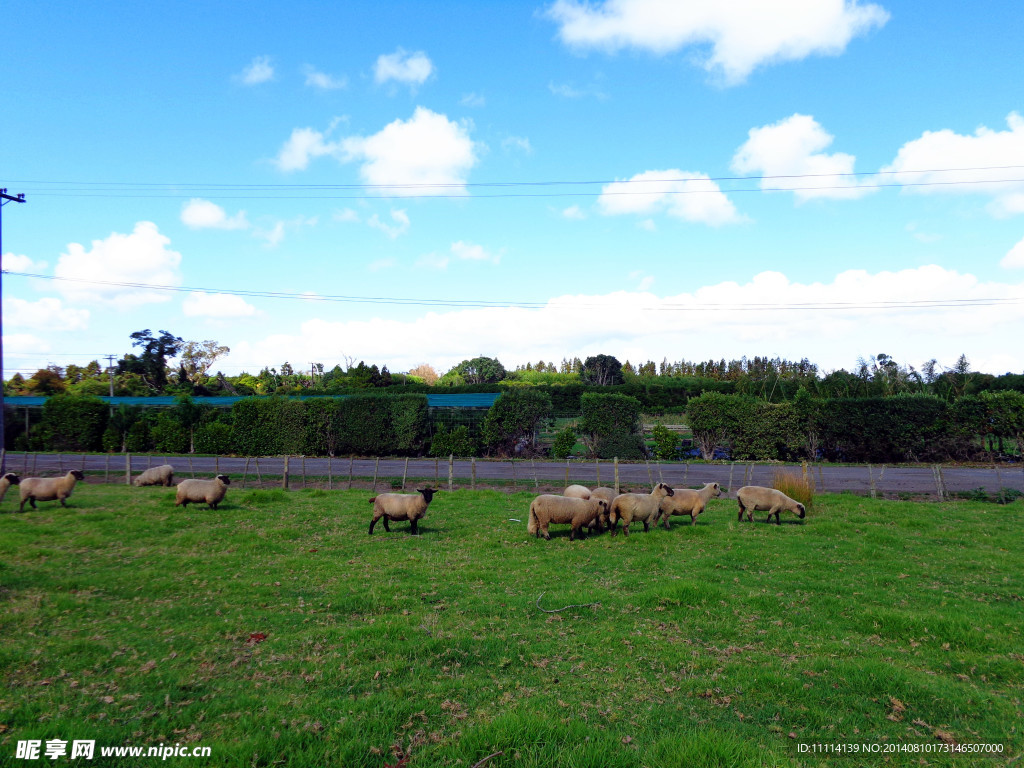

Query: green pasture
[0,485,1020,766]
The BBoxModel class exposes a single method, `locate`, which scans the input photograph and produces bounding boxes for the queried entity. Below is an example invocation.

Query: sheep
[655,482,722,529]
[563,484,591,499]
[736,485,806,525]
[527,495,609,541]
[175,475,230,510]
[0,472,21,502]
[133,464,175,487]
[585,486,619,532]
[18,470,85,512]
[608,482,674,537]
[368,487,438,535]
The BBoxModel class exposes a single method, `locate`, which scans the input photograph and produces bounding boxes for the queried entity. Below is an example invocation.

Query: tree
[581,354,623,386]
[408,363,439,385]
[179,340,230,385]
[128,329,184,391]
[454,356,507,385]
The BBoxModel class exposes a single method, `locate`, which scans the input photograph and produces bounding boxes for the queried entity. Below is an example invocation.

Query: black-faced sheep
[0,472,21,502]
[133,464,175,487]
[736,485,806,524]
[608,482,674,536]
[368,487,438,535]
[655,482,722,528]
[527,495,609,541]
[175,475,230,510]
[19,470,85,512]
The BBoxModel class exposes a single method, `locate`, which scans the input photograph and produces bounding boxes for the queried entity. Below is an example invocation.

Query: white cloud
[374,48,434,86]
[598,169,743,225]
[367,209,411,239]
[340,107,478,194]
[416,253,449,270]
[502,135,533,154]
[3,252,46,272]
[228,264,1024,375]
[3,334,51,357]
[546,0,889,84]
[333,208,361,223]
[6,297,89,331]
[182,291,258,318]
[54,221,182,310]
[732,114,874,201]
[882,112,1024,217]
[274,126,339,172]
[237,56,274,85]
[253,216,317,247]
[452,240,501,264]
[181,199,249,230]
[461,92,486,107]
[1001,237,1024,269]
[304,65,347,90]
[562,205,587,220]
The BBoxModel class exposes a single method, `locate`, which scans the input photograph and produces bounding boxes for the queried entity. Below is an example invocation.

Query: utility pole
[105,354,116,416]
[0,188,28,471]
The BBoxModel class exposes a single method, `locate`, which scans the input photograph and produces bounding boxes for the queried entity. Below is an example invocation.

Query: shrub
[481,389,552,456]
[650,424,680,460]
[578,392,645,459]
[194,422,234,455]
[39,395,109,452]
[550,426,577,460]
[429,423,477,457]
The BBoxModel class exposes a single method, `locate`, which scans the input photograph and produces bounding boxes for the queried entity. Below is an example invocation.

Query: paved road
[5,452,1022,499]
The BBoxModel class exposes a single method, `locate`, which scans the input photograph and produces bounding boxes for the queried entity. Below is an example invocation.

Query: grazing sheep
[563,484,591,499]
[527,495,609,541]
[608,482,674,537]
[655,482,722,529]
[175,475,230,510]
[133,464,175,487]
[368,488,438,535]
[0,472,21,502]
[585,487,619,532]
[19,470,85,512]
[736,485,806,524]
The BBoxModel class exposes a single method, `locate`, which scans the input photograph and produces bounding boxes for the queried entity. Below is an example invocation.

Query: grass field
[0,485,1021,766]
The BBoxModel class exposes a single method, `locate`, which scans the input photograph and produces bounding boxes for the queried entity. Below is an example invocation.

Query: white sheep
[655,482,722,529]
[736,485,806,524]
[133,464,175,487]
[585,486,619,532]
[368,487,438,535]
[175,475,231,510]
[527,495,609,541]
[608,482,674,537]
[19,470,86,512]
[563,484,591,499]
[0,472,21,502]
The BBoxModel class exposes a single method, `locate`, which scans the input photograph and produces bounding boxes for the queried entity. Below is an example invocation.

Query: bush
[481,389,552,456]
[194,422,234,455]
[39,395,108,452]
[650,424,680,460]
[578,392,645,459]
[429,423,477,457]
[550,426,577,460]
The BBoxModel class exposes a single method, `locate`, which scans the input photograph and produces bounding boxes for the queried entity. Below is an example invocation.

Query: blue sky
[3,0,1023,380]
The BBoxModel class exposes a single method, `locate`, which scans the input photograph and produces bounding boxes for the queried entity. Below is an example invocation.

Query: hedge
[578,392,645,459]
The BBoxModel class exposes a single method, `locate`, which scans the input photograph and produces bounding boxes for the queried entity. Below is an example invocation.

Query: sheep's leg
[691,512,698,526]
[642,519,650,533]
[410,519,419,535]
[541,522,551,540]
[368,517,378,535]
[382,517,391,532]
[737,503,745,521]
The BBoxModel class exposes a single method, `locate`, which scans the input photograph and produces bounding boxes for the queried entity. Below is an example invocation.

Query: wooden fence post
[614,457,619,494]
[403,457,409,490]
[125,453,132,486]
[868,464,877,499]
[372,457,379,491]
[448,455,454,492]
[242,457,250,489]
[282,456,290,490]
[348,457,354,490]
[471,457,476,490]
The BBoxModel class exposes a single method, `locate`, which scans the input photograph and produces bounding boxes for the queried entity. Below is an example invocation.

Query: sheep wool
[608,482,674,537]
[562,484,591,499]
[527,495,609,541]
[175,475,231,510]
[19,470,86,512]
[0,472,21,502]
[736,485,806,524]
[655,482,722,529]
[585,487,618,532]
[368,488,438,535]
[133,464,175,487]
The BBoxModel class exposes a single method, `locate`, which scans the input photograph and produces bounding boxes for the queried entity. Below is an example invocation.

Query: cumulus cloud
[180,199,249,230]
[274,126,339,172]
[367,209,411,238]
[374,48,434,86]
[882,112,1024,217]
[304,65,347,90]
[3,252,46,272]
[732,114,874,201]
[598,169,743,225]
[53,222,182,309]
[546,0,889,84]
[227,264,1024,375]
[182,291,258,318]
[502,135,533,154]
[237,56,274,85]
[6,297,89,331]
[1002,237,1024,269]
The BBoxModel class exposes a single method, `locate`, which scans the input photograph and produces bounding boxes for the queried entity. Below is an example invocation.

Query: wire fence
[3,451,1023,501]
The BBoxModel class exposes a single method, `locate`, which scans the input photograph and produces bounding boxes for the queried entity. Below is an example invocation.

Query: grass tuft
[771,468,815,507]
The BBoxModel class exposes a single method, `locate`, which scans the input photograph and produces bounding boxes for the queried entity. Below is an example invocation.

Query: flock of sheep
[0,464,807,538]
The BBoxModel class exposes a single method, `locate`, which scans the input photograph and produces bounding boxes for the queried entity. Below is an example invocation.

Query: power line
[5,270,1022,312]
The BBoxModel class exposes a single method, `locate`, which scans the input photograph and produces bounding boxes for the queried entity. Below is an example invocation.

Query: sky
[2,0,1024,381]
